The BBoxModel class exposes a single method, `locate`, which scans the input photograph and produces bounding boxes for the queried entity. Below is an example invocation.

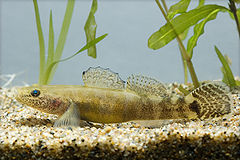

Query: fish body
[15,67,233,127]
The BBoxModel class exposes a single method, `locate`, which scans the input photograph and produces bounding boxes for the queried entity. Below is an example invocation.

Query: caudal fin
[185,81,232,119]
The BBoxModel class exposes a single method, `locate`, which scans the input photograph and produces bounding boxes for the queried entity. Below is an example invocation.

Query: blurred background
[0,0,239,86]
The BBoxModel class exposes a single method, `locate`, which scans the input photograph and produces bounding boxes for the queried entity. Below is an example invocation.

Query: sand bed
[0,87,240,159]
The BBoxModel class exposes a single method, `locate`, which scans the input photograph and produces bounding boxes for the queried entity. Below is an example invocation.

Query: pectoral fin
[54,100,90,127]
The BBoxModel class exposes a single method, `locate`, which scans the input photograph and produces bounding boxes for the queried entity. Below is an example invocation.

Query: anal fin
[132,119,189,128]
[54,100,90,127]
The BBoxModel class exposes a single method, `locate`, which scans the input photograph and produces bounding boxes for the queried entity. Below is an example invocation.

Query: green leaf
[167,0,191,40]
[148,5,228,50]
[58,33,107,63]
[214,46,236,88]
[234,0,240,4]
[167,0,191,20]
[33,0,45,84]
[236,80,240,86]
[197,0,205,8]
[187,9,221,58]
[84,0,98,58]
[43,34,108,84]
[221,55,232,85]
[46,0,75,84]
[45,10,55,84]
[236,8,240,22]
[179,28,189,41]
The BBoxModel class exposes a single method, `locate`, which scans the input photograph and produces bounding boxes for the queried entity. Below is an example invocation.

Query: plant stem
[155,0,168,21]
[160,0,188,84]
[178,45,188,84]
[229,0,240,38]
[176,37,200,88]
[155,0,200,88]
[160,0,168,13]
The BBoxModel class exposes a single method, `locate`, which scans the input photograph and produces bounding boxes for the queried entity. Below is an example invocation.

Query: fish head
[15,85,69,115]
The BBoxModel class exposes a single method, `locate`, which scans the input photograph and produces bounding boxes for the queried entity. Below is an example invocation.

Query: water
[0,0,239,86]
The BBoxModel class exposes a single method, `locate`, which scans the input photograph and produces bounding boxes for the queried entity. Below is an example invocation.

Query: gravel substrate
[0,87,240,160]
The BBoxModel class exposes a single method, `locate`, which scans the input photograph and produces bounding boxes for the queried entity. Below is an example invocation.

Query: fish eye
[31,89,40,97]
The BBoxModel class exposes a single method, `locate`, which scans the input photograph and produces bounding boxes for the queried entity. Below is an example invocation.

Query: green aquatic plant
[84,0,98,58]
[215,46,237,89]
[148,0,240,89]
[33,0,107,85]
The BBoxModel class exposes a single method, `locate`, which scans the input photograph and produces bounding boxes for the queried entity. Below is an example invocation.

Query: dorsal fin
[126,74,168,98]
[82,67,125,90]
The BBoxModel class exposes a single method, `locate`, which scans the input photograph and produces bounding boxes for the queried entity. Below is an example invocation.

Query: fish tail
[185,82,232,119]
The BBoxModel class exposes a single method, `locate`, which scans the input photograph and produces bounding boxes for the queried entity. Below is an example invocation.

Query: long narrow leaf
[238,8,240,22]
[46,0,75,84]
[43,34,108,84]
[214,46,236,88]
[59,34,107,63]
[84,0,98,58]
[45,10,55,84]
[167,0,191,20]
[221,55,232,85]
[197,0,205,8]
[148,5,228,50]
[236,80,240,86]
[33,0,45,84]
[187,9,221,58]
[54,0,75,61]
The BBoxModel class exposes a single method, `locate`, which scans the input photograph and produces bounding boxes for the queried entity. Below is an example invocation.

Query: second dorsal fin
[82,67,125,90]
[126,74,168,98]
